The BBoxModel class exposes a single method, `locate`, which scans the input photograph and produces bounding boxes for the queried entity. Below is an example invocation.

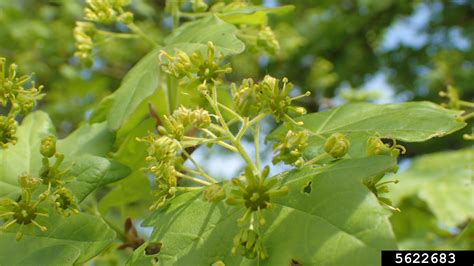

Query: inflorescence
[0,57,43,149]
[136,42,387,260]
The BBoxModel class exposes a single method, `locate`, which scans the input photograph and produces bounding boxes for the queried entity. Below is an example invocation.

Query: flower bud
[367,136,391,156]
[192,0,208,12]
[190,109,211,128]
[324,133,350,158]
[40,135,57,158]
[272,130,309,165]
[232,79,262,117]
[52,188,79,216]
[204,184,226,202]
[0,115,17,149]
[118,11,134,24]
[18,173,40,189]
[232,228,267,260]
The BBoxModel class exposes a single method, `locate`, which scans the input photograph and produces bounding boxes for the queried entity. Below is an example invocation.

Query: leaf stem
[96,30,138,39]
[206,85,259,174]
[179,11,211,18]
[303,152,329,166]
[248,113,267,127]
[175,187,202,191]
[254,123,261,170]
[179,144,218,183]
[176,172,211,186]
[461,112,474,121]
[217,102,244,122]
[459,100,474,108]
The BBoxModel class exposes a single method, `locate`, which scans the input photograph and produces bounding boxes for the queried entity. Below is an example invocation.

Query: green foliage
[0,1,471,265]
[129,156,398,265]
[390,148,473,227]
[270,102,467,159]
[0,212,115,265]
[389,148,473,250]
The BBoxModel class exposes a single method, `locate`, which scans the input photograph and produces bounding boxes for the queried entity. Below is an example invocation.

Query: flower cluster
[272,130,309,166]
[0,58,43,149]
[73,22,97,68]
[232,75,309,123]
[0,136,79,240]
[439,85,474,140]
[191,0,208,12]
[0,187,48,241]
[367,136,406,157]
[226,167,288,259]
[0,116,17,149]
[74,0,143,67]
[160,42,232,86]
[364,172,400,212]
[140,106,216,209]
[158,106,212,140]
[237,26,280,55]
[139,134,181,210]
[84,0,133,25]
[141,46,313,260]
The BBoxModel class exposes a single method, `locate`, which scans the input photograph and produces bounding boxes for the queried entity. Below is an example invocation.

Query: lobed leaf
[389,148,474,227]
[269,102,467,159]
[129,156,398,266]
[0,213,115,265]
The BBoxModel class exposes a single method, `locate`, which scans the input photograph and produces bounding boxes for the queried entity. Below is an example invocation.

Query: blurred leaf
[0,212,115,265]
[129,156,397,265]
[390,148,474,227]
[218,5,295,25]
[456,222,474,250]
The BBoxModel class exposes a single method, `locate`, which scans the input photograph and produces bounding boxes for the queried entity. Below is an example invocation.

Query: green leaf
[107,15,245,131]
[106,48,163,131]
[269,102,467,159]
[0,111,55,199]
[67,155,131,202]
[164,15,245,55]
[0,212,115,265]
[129,156,397,266]
[218,5,294,25]
[99,119,153,218]
[98,171,152,218]
[0,112,128,202]
[389,148,474,227]
[456,222,474,250]
[58,121,115,158]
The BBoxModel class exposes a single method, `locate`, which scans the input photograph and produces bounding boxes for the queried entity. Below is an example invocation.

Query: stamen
[31,220,47,232]
[284,114,304,126]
